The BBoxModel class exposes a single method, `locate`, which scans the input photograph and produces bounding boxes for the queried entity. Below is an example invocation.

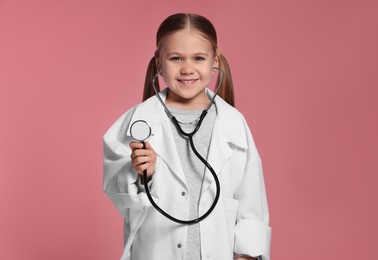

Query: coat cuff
[234,219,272,260]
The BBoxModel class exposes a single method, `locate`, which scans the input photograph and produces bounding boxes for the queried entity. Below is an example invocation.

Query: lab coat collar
[204,88,248,149]
[126,88,248,188]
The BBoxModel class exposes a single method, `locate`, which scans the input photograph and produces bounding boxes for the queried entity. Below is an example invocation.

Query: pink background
[1,0,377,259]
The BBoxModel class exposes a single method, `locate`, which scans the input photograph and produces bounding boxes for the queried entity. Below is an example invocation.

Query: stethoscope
[129,67,224,225]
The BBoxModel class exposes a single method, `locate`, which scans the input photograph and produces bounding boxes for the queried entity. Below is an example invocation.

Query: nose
[180,61,194,75]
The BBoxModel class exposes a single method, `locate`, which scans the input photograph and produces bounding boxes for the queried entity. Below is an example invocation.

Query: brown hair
[143,13,234,107]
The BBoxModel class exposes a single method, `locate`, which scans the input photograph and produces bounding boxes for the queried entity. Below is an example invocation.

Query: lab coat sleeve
[233,118,271,260]
[103,109,156,219]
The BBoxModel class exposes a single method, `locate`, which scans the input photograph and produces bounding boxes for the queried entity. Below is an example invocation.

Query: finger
[146,165,155,176]
[136,165,155,177]
[130,149,153,161]
[142,142,156,161]
[132,155,153,167]
[133,148,153,157]
[132,155,155,174]
[144,141,152,150]
[129,141,144,150]
[135,162,154,175]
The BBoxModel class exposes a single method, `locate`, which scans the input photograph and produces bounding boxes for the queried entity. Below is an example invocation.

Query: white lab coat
[103,88,271,260]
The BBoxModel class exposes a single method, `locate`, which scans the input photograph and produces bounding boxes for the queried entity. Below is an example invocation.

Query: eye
[170,56,182,62]
[194,56,206,61]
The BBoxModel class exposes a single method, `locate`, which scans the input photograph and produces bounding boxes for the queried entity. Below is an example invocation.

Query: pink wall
[1,0,377,259]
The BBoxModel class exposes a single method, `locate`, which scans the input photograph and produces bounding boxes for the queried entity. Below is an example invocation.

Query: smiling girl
[103,13,271,260]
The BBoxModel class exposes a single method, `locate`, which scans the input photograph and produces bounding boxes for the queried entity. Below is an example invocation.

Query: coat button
[181,191,186,196]
[177,243,182,248]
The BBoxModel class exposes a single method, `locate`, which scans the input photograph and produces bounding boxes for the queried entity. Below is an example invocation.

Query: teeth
[180,80,196,84]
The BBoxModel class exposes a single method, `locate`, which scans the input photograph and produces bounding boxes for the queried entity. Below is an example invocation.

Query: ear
[213,56,219,68]
[154,50,161,72]
[212,49,220,75]
[155,58,161,72]
[213,48,220,68]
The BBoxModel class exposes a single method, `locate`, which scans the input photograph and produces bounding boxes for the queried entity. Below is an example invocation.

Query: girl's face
[158,29,218,109]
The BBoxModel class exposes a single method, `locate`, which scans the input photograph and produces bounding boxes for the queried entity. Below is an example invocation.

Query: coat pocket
[224,198,239,246]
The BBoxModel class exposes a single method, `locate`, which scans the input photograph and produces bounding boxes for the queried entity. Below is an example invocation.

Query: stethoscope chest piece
[130,120,151,142]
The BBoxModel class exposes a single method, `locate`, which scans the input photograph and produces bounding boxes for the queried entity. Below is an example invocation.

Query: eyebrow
[167,52,209,56]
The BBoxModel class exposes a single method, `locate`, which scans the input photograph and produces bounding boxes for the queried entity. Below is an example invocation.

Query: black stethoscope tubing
[142,109,221,225]
[142,68,224,225]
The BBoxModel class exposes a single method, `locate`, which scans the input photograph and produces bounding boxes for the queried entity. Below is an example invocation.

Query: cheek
[159,63,168,78]
[158,60,170,74]
[205,65,215,77]
[160,66,176,84]
[161,62,174,75]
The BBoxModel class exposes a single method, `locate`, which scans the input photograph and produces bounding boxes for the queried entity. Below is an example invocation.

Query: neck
[165,90,210,110]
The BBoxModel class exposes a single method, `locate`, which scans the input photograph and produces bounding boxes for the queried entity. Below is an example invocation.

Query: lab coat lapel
[151,119,187,186]
[202,119,233,192]
[126,89,187,186]
[202,89,248,193]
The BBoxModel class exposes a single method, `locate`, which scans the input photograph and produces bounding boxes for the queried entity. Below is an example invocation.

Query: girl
[103,13,271,260]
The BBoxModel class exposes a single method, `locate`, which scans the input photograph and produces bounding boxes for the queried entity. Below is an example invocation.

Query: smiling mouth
[177,79,198,85]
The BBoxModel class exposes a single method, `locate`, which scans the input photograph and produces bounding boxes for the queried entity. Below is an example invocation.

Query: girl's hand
[129,141,156,177]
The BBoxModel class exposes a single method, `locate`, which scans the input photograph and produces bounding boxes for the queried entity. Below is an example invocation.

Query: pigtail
[216,53,235,107]
[143,57,159,101]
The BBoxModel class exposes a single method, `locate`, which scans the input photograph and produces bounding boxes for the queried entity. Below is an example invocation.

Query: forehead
[161,29,213,54]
